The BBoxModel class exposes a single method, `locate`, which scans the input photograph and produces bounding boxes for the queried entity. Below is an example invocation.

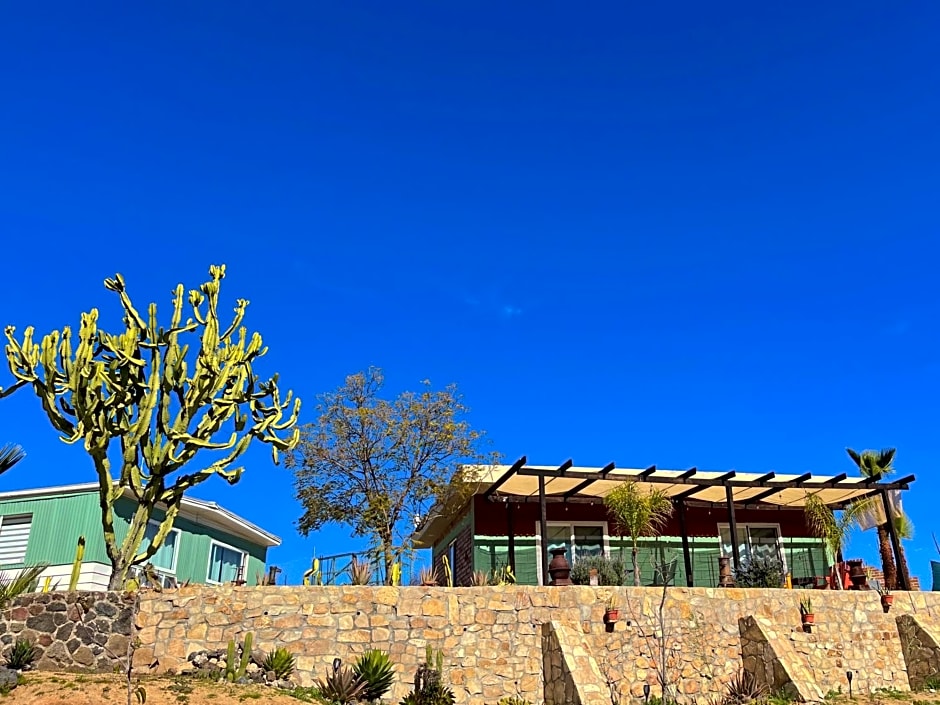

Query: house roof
[412,457,914,548]
[0,482,281,548]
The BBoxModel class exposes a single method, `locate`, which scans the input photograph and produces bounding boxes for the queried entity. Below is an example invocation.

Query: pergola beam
[484,456,527,498]
[562,461,615,499]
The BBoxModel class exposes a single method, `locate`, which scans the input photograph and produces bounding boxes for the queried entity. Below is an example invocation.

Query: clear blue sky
[1,2,938,585]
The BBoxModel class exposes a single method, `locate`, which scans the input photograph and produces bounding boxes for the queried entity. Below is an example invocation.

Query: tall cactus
[0,265,301,589]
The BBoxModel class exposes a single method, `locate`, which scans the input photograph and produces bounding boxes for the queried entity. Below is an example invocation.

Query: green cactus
[224,632,253,682]
[0,266,301,589]
[69,536,85,592]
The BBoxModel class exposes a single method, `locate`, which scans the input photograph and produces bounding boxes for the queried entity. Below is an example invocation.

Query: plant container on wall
[718,556,735,587]
[881,594,894,611]
[604,608,619,623]
[548,548,572,586]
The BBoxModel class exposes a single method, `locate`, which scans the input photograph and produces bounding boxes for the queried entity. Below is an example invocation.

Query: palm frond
[604,482,674,540]
[895,511,914,540]
[846,447,862,469]
[0,444,26,475]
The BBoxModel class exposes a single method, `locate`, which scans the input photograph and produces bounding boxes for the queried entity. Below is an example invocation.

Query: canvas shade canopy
[414,457,915,590]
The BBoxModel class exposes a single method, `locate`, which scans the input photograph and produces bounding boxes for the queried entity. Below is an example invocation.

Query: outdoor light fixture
[846,671,853,698]
[643,684,651,704]
[333,658,342,673]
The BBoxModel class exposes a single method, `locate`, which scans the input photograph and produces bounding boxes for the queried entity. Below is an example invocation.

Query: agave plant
[0,564,48,607]
[418,566,439,586]
[720,668,767,705]
[353,649,395,702]
[349,558,375,586]
[315,663,367,704]
[4,637,39,670]
[260,646,295,680]
[470,570,491,586]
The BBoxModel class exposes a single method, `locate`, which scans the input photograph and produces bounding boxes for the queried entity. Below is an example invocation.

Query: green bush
[569,555,630,586]
[734,554,785,588]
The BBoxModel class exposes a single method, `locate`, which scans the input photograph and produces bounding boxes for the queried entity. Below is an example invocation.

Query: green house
[0,482,280,590]
[414,459,914,589]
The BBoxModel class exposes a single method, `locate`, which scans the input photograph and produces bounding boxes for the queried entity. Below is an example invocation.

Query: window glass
[209,543,245,583]
[143,523,178,572]
[546,525,571,562]
[573,526,604,560]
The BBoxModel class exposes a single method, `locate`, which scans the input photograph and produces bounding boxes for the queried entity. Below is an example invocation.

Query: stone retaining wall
[4,586,940,704]
[0,591,136,671]
[135,586,940,704]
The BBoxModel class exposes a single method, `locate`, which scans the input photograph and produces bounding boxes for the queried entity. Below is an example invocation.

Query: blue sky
[1,2,938,585]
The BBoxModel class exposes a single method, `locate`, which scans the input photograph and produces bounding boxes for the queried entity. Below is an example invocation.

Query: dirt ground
[3,672,313,705]
[6,673,940,705]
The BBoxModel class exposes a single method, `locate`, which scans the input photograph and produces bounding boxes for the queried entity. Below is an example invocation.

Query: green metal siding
[0,490,109,567]
[113,498,269,585]
[0,491,269,586]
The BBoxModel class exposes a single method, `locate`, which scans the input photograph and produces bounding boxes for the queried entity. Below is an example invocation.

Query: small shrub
[715,669,767,705]
[734,554,784,588]
[470,570,490,586]
[569,555,630,586]
[497,698,531,705]
[353,649,395,702]
[4,637,39,670]
[261,647,296,680]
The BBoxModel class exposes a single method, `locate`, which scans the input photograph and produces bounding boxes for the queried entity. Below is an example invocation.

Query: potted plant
[799,596,814,625]
[875,582,894,611]
[604,594,620,623]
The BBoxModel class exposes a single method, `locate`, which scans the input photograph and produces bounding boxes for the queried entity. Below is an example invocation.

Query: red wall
[473,495,815,538]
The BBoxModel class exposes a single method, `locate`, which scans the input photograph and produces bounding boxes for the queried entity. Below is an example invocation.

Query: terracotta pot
[882,595,894,609]
[548,547,572,586]
[801,613,815,625]
[604,609,619,622]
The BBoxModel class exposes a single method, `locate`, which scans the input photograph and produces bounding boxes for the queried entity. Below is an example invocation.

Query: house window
[536,521,608,581]
[0,514,32,566]
[717,523,787,571]
[207,540,247,584]
[142,521,180,574]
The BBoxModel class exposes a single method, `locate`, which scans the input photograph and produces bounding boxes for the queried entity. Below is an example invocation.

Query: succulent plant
[353,649,395,702]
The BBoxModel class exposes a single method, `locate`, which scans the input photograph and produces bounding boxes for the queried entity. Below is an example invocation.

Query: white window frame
[534,520,610,584]
[717,522,788,574]
[142,520,182,575]
[205,539,248,585]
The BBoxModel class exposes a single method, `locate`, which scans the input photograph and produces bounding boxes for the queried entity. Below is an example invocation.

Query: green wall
[473,533,828,587]
[113,498,269,585]
[0,490,269,585]
[0,490,110,567]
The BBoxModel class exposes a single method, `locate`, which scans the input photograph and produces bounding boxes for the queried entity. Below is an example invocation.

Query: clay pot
[604,608,619,623]
[548,547,572,586]
[882,595,894,610]
[801,613,815,625]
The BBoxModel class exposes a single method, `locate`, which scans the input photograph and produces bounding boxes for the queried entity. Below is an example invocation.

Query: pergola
[483,456,916,590]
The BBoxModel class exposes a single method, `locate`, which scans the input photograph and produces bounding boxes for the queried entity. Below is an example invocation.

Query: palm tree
[0,444,25,475]
[846,447,912,589]
[604,482,674,586]
[804,492,869,590]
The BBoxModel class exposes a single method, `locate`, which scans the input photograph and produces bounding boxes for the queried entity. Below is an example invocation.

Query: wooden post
[539,475,549,585]
[507,502,516,574]
[881,489,909,591]
[676,499,694,587]
[726,484,741,573]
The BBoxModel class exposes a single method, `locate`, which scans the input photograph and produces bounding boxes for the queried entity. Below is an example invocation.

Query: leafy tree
[0,444,25,476]
[603,482,674,586]
[846,447,912,589]
[288,367,488,584]
[0,265,300,589]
